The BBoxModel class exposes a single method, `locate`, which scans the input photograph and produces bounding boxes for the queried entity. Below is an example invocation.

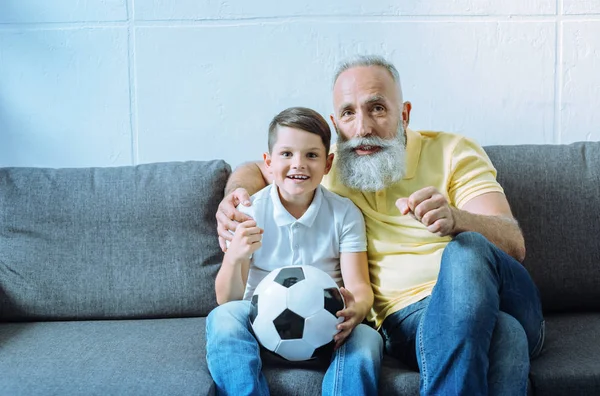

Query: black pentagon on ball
[324,287,344,315]
[274,267,305,288]
[249,294,259,324]
[273,308,305,339]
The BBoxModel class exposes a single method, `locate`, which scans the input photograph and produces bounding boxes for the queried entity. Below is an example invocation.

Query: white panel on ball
[251,315,281,352]
[257,283,288,320]
[286,280,325,318]
[303,310,342,349]
[276,339,317,362]
[301,265,340,291]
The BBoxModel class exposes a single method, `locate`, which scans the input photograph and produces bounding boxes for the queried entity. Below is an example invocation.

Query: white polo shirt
[240,184,367,300]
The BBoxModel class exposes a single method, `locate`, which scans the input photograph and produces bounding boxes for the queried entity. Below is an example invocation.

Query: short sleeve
[339,200,367,253]
[448,137,504,209]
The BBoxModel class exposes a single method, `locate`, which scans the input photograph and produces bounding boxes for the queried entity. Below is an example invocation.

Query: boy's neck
[276,186,317,220]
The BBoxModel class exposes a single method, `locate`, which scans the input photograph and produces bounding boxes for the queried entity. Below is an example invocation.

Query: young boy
[205,107,382,396]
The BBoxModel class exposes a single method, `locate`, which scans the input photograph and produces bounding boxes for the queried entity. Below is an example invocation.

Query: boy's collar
[270,183,323,227]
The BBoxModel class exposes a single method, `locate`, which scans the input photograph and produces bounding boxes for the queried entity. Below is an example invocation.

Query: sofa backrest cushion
[485,142,600,313]
[0,160,229,321]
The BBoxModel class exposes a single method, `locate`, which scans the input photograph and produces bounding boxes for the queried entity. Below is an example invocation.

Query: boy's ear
[263,152,272,170]
[324,153,334,175]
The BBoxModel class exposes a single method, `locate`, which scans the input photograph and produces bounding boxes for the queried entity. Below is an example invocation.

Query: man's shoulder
[417,130,464,144]
[416,130,483,157]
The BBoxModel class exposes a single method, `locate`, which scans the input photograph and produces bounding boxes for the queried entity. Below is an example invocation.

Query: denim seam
[417,321,428,393]
[332,343,345,396]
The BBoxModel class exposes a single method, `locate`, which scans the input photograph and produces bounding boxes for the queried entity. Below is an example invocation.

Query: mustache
[338,136,396,151]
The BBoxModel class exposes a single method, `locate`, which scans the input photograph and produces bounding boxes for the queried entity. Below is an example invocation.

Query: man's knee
[441,232,495,272]
[448,231,491,252]
[492,312,529,361]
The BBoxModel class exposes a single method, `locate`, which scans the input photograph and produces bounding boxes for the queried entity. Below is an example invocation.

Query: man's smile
[354,145,382,155]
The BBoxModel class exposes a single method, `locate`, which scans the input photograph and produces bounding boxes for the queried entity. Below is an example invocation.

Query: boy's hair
[268,107,331,155]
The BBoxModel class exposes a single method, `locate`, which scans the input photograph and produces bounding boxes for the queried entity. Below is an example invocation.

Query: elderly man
[216,55,544,395]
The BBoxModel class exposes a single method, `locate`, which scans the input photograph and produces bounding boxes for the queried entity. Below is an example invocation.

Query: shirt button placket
[292,223,300,265]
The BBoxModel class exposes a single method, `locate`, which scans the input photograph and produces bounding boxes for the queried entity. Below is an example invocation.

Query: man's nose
[355,112,373,138]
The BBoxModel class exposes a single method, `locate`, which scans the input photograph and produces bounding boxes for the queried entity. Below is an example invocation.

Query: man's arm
[452,192,526,262]
[224,161,271,196]
[397,189,526,262]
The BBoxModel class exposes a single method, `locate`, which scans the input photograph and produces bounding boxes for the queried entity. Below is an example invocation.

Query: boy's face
[264,126,334,202]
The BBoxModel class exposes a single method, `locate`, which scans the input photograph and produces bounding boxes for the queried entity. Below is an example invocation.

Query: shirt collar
[270,183,323,227]
[403,127,421,180]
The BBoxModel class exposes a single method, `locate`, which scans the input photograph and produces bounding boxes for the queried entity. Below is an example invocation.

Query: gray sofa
[1,142,599,395]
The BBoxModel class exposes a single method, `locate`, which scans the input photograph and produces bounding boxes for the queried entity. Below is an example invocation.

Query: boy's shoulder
[319,185,360,213]
[236,184,273,218]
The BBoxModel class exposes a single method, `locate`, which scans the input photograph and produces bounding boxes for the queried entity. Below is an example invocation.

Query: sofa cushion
[0,160,229,321]
[529,313,600,395]
[0,318,215,395]
[485,142,600,312]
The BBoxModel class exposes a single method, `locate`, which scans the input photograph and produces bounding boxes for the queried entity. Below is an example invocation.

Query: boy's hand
[216,188,253,252]
[333,287,363,350]
[225,220,263,263]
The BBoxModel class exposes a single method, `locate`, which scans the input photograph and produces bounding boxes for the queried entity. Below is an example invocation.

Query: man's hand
[216,188,253,252]
[396,186,456,236]
[333,287,363,350]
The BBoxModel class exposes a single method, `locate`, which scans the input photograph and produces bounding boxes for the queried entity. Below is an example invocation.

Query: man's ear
[324,153,334,175]
[330,115,338,134]
[402,101,412,129]
[263,152,272,171]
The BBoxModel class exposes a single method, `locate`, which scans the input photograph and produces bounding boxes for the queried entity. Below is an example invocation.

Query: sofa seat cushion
[529,313,600,395]
[0,318,215,395]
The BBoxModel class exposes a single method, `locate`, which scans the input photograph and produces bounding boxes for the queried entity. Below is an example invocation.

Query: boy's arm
[214,253,251,305]
[214,220,262,304]
[334,251,373,348]
[339,251,373,321]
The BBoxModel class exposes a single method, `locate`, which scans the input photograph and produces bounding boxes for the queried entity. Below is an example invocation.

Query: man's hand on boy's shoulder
[217,188,254,252]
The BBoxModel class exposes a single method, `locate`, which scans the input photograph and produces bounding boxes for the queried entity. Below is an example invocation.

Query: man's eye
[373,105,385,113]
[341,110,353,117]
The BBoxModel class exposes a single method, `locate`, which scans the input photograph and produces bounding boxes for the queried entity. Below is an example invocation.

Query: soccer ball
[249,265,345,361]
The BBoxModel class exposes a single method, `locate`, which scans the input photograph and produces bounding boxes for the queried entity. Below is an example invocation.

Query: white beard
[336,126,407,192]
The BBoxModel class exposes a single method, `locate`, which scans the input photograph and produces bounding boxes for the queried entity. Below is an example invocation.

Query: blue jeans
[206,300,383,396]
[381,232,545,396]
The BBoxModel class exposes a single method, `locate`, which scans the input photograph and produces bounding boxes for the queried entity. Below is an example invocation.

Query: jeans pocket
[530,319,546,359]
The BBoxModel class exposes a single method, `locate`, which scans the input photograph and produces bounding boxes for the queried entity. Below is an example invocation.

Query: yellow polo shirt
[322,128,503,328]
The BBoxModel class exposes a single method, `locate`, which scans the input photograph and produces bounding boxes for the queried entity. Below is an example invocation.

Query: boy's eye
[280,151,292,157]
[307,153,318,158]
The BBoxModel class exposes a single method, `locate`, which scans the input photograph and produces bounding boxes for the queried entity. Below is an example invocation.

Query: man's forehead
[333,66,396,105]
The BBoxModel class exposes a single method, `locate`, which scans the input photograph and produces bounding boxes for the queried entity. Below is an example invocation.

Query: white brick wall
[0,1,598,168]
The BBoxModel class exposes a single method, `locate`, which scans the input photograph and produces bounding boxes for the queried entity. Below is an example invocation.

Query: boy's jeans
[206,300,383,396]
[381,232,545,396]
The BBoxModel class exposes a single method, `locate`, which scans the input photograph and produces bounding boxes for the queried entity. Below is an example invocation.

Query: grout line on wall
[554,0,564,144]
[2,14,600,30]
[126,0,139,165]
